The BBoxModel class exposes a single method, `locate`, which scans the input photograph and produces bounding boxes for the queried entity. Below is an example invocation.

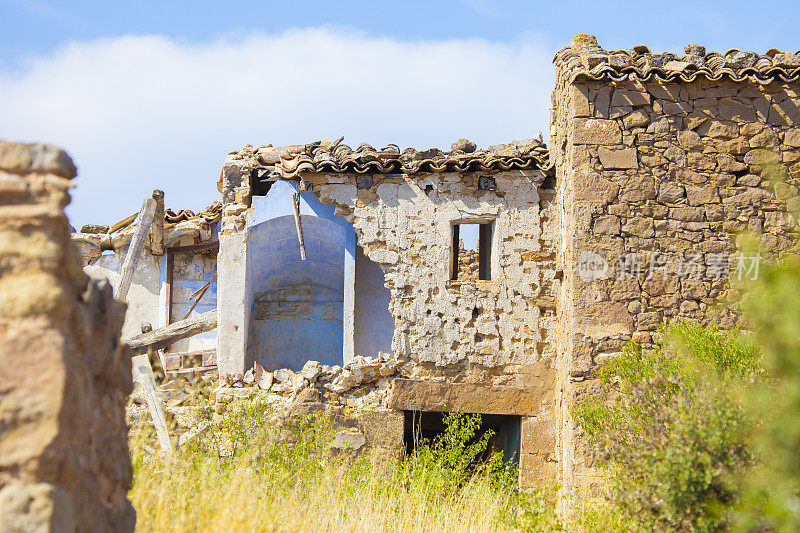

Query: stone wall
[552,38,800,511]
[0,142,134,531]
[217,157,562,484]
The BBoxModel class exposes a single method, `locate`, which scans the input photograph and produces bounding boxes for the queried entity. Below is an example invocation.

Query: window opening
[451,221,493,281]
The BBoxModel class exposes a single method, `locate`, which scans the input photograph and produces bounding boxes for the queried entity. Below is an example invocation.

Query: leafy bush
[573,323,760,532]
[735,250,800,531]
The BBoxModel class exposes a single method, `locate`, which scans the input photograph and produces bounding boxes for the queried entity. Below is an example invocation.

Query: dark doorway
[403,411,520,464]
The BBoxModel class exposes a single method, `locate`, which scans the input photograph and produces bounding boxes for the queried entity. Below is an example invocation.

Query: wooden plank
[131,354,174,454]
[450,224,460,280]
[478,222,493,280]
[124,309,217,355]
[164,349,216,371]
[167,242,220,253]
[388,379,548,416]
[178,421,211,448]
[151,189,165,256]
[117,197,156,300]
[291,192,307,260]
[165,250,174,326]
[182,281,211,320]
[109,212,137,234]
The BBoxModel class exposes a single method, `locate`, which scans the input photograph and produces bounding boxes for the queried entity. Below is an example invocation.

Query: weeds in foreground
[130,404,559,532]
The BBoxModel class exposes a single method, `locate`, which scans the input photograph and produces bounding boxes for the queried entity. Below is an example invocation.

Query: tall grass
[130,404,559,532]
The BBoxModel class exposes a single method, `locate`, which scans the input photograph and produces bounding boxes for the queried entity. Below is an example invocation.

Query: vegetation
[573,324,760,532]
[735,247,800,531]
[130,405,560,532]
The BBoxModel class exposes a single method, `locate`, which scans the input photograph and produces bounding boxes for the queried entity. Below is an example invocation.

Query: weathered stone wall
[218,159,562,483]
[553,44,800,510]
[0,142,134,532]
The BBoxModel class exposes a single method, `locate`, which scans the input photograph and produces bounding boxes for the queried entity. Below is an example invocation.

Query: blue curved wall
[246,181,355,370]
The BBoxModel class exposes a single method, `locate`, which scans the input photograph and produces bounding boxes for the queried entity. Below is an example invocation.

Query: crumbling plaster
[218,158,559,379]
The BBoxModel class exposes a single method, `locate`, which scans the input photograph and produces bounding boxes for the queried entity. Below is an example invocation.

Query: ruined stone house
[72,35,800,512]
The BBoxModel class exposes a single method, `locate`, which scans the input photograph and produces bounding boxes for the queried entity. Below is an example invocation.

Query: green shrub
[735,251,800,531]
[573,323,760,532]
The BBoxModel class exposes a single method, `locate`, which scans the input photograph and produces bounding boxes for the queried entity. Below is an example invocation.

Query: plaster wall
[84,251,162,339]
[354,243,394,358]
[246,181,355,371]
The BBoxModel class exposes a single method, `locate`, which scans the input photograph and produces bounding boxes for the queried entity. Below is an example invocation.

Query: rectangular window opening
[451,221,493,281]
[403,411,520,465]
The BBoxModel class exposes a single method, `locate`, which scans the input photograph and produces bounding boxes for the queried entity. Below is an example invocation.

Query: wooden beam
[132,354,173,454]
[117,197,156,300]
[151,189,165,256]
[167,241,219,253]
[124,309,217,355]
[291,192,307,260]
[182,281,211,320]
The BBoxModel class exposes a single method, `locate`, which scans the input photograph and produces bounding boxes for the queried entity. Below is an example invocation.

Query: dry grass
[131,451,512,532]
[129,405,558,532]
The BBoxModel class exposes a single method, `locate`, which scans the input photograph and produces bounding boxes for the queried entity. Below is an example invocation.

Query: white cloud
[0,28,554,227]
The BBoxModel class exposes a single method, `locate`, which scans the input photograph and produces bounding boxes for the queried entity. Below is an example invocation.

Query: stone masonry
[0,142,134,532]
[552,35,800,512]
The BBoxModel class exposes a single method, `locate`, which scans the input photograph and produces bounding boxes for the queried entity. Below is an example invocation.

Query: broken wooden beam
[132,354,174,454]
[151,189,165,256]
[117,196,156,299]
[182,281,211,320]
[291,191,307,260]
[124,309,217,355]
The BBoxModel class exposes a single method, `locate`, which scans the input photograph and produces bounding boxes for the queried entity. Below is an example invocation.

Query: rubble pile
[215,352,412,413]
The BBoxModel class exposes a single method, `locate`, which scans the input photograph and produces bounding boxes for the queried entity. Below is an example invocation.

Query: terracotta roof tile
[556,34,800,84]
[254,136,551,179]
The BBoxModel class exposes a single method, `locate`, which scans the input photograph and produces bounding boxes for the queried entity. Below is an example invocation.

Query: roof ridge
[555,34,800,84]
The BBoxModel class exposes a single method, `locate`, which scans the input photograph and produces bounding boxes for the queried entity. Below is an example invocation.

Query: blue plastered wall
[246,181,355,370]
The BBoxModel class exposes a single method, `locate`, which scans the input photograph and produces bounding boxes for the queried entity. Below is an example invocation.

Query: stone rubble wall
[553,69,800,508]
[218,162,562,484]
[0,142,134,532]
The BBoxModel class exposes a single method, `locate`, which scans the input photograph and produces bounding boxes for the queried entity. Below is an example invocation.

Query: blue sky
[2,0,799,226]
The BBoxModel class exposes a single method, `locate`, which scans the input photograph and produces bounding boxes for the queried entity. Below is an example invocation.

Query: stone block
[670,206,706,221]
[697,120,739,139]
[678,130,702,150]
[622,217,654,238]
[718,98,758,122]
[593,215,620,235]
[622,110,650,129]
[657,182,685,203]
[611,89,651,107]
[620,175,656,202]
[574,173,620,204]
[637,311,663,330]
[0,141,77,179]
[598,147,638,169]
[573,118,622,145]
[784,129,800,148]
[388,379,550,416]
[662,101,691,116]
[686,184,720,206]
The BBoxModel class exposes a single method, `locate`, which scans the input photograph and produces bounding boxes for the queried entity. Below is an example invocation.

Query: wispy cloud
[0,28,554,227]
